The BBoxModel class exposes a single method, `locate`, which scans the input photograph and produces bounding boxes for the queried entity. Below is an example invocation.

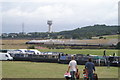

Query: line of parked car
[0,49,119,67]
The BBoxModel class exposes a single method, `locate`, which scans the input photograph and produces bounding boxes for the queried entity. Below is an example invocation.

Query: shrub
[28,45,35,49]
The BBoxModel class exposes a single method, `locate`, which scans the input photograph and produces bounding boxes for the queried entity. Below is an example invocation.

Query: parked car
[0,53,13,60]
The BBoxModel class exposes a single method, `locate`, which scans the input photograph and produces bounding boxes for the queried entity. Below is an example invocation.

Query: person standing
[103,50,106,57]
[67,56,77,80]
[75,69,80,80]
[85,58,95,80]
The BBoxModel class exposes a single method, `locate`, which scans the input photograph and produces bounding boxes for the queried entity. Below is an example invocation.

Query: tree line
[2,24,119,39]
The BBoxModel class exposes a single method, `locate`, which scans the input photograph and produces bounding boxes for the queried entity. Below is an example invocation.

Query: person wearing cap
[67,55,77,80]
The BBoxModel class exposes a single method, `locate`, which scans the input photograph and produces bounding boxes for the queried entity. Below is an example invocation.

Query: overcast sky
[1,0,119,33]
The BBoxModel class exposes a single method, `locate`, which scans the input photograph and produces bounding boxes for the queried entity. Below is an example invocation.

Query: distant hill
[2,24,119,39]
[56,24,119,39]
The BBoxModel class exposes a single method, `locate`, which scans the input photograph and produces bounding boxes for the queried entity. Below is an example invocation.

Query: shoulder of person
[73,60,77,62]
[69,60,72,63]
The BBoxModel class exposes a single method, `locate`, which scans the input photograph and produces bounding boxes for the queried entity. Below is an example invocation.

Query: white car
[0,53,13,60]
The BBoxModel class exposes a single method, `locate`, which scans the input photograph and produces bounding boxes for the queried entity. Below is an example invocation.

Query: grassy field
[92,35,119,39]
[1,39,119,78]
[102,35,119,39]
[1,39,118,56]
[2,61,119,78]
[1,39,30,49]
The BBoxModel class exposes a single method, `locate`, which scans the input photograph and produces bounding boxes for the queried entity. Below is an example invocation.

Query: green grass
[92,35,119,39]
[2,61,118,78]
[39,49,118,56]
[2,49,119,78]
[102,35,119,39]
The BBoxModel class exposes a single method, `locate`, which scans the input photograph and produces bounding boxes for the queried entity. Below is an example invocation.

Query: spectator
[75,68,80,80]
[85,58,95,80]
[67,56,77,80]
[103,50,106,57]
[113,53,116,57]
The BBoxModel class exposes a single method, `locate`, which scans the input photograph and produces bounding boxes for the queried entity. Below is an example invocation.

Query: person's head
[88,58,92,62]
[71,55,75,60]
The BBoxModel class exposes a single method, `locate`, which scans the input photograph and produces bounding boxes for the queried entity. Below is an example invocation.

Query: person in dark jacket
[85,58,95,80]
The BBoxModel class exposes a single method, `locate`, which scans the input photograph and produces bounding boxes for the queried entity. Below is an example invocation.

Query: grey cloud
[1,0,119,33]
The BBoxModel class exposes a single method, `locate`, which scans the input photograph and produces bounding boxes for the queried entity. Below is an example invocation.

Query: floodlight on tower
[47,20,52,33]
